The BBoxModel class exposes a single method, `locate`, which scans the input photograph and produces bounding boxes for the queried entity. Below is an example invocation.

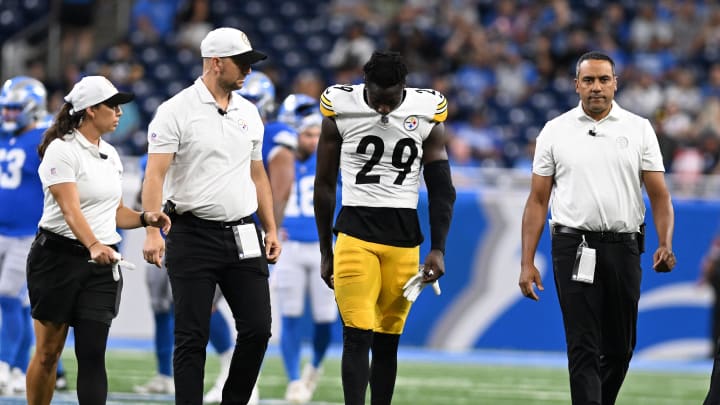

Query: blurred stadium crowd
[3,0,720,181]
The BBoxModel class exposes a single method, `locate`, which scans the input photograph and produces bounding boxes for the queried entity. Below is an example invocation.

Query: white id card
[572,246,596,284]
[232,223,262,260]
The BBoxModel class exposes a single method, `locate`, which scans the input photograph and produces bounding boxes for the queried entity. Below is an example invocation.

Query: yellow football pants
[333,233,419,334]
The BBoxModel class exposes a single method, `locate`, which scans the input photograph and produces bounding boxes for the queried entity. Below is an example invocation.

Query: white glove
[89,251,136,282]
[402,267,442,302]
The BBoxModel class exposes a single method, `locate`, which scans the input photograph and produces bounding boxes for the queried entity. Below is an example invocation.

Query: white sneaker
[0,362,11,395]
[9,368,25,393]
[133,374,175,394]
[55,372,68,391]
[214,349,232,390]
[203,349,233,403]
[301,363,323,395]
[0,361,10,391]
[203,378,259,404]
[285,379,312,404]
[203,384,223,404]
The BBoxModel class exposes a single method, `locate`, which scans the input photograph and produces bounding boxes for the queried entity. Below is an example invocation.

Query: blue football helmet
[277,94,321,131]
[236,71,275,119]
[0,76,47,133]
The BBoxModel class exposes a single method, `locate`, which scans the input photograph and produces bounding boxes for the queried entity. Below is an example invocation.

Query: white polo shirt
[38,130,123,244]
[147,78,264,221]
[532,101,665,233]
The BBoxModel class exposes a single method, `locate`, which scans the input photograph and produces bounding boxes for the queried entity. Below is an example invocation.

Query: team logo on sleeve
[403,116,419,131]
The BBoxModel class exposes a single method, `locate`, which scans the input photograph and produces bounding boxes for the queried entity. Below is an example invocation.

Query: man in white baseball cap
[143,26,279,405]
[201,27,267,66]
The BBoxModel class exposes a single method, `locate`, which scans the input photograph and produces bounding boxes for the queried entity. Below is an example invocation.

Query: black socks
[342,326,373,405]
[341,326,402,405]
[370,332,400,405]
[74,319,110,405]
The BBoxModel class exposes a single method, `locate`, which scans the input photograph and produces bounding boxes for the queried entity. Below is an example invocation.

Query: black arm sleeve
[423,160,456,254]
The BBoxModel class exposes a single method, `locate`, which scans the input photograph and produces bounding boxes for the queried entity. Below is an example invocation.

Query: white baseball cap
[200,27,267,64]
[64,76,134,115]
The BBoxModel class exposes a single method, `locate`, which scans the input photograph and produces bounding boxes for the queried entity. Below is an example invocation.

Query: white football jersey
[320,84,447,209]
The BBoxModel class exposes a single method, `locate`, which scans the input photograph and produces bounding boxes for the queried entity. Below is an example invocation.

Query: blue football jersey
[0,127,44,236]
[261,121,297,166]
[282,152,318,242]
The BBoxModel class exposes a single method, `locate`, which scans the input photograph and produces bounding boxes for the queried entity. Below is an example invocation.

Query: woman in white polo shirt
[25,76,171,405]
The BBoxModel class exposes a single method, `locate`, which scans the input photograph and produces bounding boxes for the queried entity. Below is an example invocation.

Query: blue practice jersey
[261,121,297,166]
[0,127,44,236]
[283,152,318,242]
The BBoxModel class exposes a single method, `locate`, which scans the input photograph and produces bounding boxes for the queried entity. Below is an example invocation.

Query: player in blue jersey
[231,71,301,405]
[239,71,298,227]
[274,94,337,404]
[0,76,49,395]
[132,154,175,395]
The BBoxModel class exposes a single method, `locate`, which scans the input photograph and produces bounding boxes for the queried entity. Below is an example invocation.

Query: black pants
[165,214,271,405]
[552,230,641,405]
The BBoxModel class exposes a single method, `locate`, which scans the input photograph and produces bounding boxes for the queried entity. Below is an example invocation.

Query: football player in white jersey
[314,51,456,405]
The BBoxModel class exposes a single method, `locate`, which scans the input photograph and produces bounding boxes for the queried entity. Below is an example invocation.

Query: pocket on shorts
[26,243,65,309]
[27,243,60,286]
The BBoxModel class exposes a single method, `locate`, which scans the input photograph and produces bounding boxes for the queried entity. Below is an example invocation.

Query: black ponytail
[38,103,84,158]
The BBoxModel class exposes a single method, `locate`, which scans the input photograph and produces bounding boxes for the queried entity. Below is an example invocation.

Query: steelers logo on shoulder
[403,116,419,131]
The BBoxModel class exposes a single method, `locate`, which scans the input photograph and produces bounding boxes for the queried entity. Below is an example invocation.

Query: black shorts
[27,230,122,326]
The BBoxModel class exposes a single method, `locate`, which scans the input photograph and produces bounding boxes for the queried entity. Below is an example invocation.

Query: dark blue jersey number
[355,136,418,185]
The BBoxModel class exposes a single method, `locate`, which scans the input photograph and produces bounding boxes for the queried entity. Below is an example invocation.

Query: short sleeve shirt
[38,130,123,244]
[532,101,665,233]
[147,78,265,221]
[319,84,448,209]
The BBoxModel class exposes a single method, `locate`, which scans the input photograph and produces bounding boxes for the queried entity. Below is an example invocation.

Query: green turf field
[37,349,709,404]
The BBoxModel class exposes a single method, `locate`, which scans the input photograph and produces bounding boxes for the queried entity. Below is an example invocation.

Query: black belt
[36,228,89,257]
[553,225,637,242]
[173,212,255,229]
